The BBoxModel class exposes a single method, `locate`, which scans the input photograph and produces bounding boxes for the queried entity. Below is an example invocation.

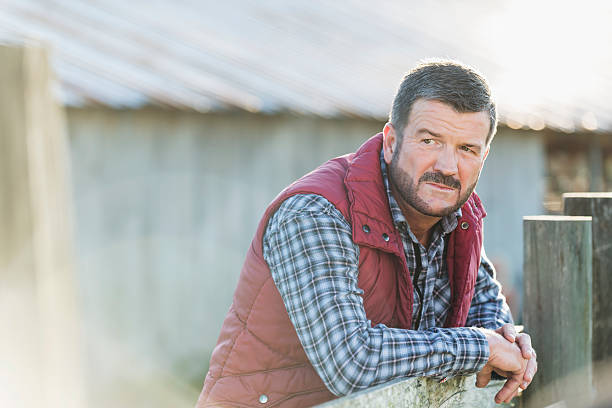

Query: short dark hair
[389,60,498,145]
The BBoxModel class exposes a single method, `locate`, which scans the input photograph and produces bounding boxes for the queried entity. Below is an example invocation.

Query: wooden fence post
[522,216,593,408]
[0,41,84,408]
[563,192,612,396]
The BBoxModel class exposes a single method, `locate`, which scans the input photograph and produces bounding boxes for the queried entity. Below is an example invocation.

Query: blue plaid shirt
[262,152,513,396]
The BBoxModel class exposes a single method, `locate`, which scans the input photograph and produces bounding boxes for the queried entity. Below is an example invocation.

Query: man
[197,60,537,408]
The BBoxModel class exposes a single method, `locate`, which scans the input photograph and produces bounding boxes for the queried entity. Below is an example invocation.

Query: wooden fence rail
[316,375,505,408]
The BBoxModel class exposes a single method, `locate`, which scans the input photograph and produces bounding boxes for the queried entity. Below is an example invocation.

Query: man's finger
[497,323,516,343]
[476,365,492,388]
[505,388,520,403]
[520,358,538,389]
[495,375,522,404]
[516,333,533,359]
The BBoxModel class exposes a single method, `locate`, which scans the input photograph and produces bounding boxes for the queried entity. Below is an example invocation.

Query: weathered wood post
[522,216,593,408]
[315,375,506,407]
[563,192,612,396]
[0,41,85,407]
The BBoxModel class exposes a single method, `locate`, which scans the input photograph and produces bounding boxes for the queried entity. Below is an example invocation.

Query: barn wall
[65,108,544,402]
[66,108,382,398]
[476,129,545,314]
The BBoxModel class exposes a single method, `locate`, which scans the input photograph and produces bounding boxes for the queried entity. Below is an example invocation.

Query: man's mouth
[425,182,456,191]
[419,172,461,190]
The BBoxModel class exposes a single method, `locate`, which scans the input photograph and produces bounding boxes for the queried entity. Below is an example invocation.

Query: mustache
[419,172,461,190]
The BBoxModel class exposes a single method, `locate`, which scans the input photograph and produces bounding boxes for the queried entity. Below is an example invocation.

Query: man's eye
[460,145,473,153]
[423,139,433,144]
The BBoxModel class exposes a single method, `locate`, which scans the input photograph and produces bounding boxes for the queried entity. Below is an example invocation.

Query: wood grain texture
[563,193,612,395]
[522,216,593,407]
[316,376,506,408]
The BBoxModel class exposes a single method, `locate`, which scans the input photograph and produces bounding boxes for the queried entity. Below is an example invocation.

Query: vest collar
[345,133,404,257]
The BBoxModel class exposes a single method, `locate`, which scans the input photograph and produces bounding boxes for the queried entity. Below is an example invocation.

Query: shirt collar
[379,149,461,238]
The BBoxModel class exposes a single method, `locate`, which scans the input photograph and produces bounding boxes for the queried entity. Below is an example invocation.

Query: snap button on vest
[382,233,390,241]
[259,394,268,404]
[461,221,469,230]
[362,224,370,233]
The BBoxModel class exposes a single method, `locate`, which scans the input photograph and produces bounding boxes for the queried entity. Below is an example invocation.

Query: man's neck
[390,185,441,247]
[403,208,441,247]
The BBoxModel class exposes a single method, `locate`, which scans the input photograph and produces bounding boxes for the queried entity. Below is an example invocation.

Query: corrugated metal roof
[1,0,611,131]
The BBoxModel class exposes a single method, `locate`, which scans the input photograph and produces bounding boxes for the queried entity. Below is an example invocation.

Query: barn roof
[1,0,611,132]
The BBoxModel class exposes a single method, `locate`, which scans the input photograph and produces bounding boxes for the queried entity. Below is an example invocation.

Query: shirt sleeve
[464,248,514,329]
[263,194,490,396]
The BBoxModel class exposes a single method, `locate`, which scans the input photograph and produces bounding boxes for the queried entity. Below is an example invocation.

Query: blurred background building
[1,1,611,407]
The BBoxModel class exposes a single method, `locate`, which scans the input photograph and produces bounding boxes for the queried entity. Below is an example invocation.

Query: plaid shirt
[262,153,513,396]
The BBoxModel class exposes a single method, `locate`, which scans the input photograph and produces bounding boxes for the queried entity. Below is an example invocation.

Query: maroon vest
[197,133,486,407]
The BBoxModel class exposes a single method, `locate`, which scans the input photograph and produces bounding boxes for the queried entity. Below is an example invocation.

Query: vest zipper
[412,242,424,330]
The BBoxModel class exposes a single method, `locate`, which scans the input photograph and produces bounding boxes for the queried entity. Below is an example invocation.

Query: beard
[388,152,478,217]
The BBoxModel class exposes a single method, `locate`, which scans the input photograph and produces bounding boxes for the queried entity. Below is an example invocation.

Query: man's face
[383,99,490,218]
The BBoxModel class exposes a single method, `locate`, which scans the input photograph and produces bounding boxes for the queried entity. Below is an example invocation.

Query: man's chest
[399,230,452,329]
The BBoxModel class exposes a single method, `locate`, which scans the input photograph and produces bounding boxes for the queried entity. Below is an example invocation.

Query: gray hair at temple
[389,60,498,146]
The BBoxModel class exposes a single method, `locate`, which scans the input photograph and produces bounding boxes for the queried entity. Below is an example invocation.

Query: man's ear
[382,123,397,165]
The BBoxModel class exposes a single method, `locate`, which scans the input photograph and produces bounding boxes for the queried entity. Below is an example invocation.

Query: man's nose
[433,146,458,175]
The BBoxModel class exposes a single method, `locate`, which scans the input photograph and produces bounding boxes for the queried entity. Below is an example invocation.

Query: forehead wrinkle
[407,106,489,146]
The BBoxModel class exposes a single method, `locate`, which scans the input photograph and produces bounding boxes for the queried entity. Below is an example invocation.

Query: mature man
[197,60,537,408]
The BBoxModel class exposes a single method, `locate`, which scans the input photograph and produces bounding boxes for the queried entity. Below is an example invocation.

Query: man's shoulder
[261,134,385,240]
[270,194,349,226]
[276,194,335,215]
[263,194,354,252]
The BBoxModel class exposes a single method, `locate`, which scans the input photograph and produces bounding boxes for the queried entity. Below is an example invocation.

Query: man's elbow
[320,375,360,397]
[308,327,381,396]
[314,357,376,397]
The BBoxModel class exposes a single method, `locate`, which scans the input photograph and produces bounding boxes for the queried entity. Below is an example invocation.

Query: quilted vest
[196,133,486,408]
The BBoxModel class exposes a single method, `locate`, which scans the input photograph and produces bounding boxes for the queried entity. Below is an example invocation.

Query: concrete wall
[65,108,544,405]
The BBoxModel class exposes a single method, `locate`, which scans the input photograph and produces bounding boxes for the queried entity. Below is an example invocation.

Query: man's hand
[495,324,538,392]
[475,327,537,404]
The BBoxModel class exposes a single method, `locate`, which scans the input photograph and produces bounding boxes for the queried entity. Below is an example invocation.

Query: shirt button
[460,221,469,230]
[362,224,370,233]
[382,233,390,241]
[259,394,269,404]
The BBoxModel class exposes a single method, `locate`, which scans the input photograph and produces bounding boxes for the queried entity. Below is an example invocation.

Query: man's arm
[263,194,490,396]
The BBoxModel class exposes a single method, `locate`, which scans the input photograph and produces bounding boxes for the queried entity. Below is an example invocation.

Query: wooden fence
[521,193,612,407]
